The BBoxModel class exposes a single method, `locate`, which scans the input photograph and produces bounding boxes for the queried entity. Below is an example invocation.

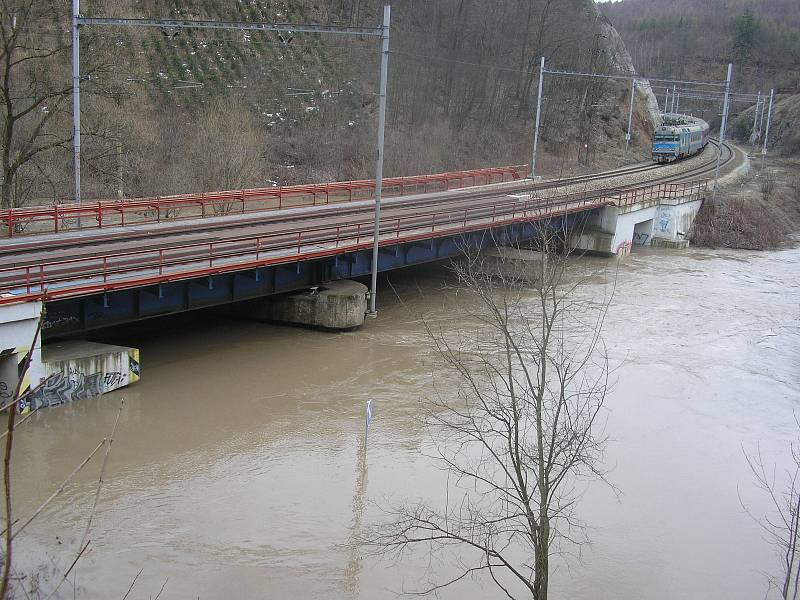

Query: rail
[0,164,529,238]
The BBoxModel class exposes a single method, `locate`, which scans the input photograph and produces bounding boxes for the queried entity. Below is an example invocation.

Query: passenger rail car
[652,114,710,163]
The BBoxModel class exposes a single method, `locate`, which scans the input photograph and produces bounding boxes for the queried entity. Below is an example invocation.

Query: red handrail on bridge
[0,164,529,238]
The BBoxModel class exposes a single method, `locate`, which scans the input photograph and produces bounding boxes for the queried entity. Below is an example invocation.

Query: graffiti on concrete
[41,314,80,331]
[25,368,126,411]
[658,210,672,233]
[633,232,651,245]
[615,240,633,255]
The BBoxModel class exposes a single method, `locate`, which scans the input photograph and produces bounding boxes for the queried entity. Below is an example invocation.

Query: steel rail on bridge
[0,180,709,305]
[1,165,529,238]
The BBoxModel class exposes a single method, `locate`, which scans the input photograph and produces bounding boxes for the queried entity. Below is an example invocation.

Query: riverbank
[690,157,800,249]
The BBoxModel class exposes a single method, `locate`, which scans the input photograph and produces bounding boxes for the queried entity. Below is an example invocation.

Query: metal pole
[761,88,774,171]
[758,91,766,136]
[368,5,390,317]
[72,0,81,208]
[624,78,635,158]
[664,88,669,113]
[675,91,680,114]
[529,56,545,179]
[670,85,676,113]
[751,91,761,148]
[712,63,733,203]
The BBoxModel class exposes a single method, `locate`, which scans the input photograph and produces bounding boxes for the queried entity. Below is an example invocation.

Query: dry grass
[690,161,800,250]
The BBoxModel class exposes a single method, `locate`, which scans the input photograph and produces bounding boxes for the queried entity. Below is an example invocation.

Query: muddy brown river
[10,246,800,599]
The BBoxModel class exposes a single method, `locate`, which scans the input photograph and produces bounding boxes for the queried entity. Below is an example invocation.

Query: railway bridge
[0,142,738,406]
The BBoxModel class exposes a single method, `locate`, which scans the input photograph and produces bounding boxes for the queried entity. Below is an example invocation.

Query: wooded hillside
[600,0,800,92]
[2,0,652,208]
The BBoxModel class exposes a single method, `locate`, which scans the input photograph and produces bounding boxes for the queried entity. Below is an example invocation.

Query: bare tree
[0,0,72,209]
[367,224,615,599]
[190,96,268,206]
[0,319,123,599]
[744,421,800,600]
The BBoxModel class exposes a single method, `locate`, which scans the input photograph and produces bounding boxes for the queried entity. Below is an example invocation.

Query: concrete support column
[235,280,369,331]
[0,301,44,405]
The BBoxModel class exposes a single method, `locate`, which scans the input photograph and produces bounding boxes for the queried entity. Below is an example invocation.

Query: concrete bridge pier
[0,301,45,405]
[234,279,369,330]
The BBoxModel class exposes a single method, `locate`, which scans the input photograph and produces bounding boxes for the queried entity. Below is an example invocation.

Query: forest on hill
[600,0,800,91]
[3,0,652,208]
[601,0,800,154]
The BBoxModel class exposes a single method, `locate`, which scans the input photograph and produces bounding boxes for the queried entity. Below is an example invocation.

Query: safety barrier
[616,179,708,207]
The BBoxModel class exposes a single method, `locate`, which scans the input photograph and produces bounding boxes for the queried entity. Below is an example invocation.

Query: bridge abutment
[570,193,705,256]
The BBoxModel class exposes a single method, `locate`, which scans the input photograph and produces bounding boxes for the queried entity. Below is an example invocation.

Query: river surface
[10,246,800,599]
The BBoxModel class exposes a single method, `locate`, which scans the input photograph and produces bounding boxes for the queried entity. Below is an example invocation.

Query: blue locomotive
[651,114,710,163]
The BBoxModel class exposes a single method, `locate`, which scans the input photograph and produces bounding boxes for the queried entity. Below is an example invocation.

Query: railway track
[0,140,739,298]
[0,140,734,263]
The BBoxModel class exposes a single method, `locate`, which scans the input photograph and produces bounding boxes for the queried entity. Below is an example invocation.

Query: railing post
[103,256,107,283]
[54,206,59,233]
[209,243,213,267]
[159,250,163,275]
[97,202,102,228]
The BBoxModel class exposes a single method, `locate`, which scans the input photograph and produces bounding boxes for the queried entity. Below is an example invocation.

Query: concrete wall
[633,219,654,246]
[25,341,140,412]
[0,301,44,403]
[652,199,703,242]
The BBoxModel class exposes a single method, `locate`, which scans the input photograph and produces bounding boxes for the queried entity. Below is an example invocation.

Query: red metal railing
[616,180,708,207]
[0,164,529,238]
[0,179,711,305]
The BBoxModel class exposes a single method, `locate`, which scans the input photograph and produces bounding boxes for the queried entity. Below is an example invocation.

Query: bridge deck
[0,177,708,306]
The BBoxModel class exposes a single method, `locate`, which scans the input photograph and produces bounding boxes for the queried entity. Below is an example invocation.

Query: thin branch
[80,401,124,549]
[12,439,106,541]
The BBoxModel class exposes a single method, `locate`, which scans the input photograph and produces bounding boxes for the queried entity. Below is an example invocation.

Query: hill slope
[7,0,656,206]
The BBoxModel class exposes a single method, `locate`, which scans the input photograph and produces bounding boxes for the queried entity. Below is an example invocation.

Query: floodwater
[9,245,800,599]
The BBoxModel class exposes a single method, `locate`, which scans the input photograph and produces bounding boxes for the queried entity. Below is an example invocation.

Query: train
[651,114,710,163]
